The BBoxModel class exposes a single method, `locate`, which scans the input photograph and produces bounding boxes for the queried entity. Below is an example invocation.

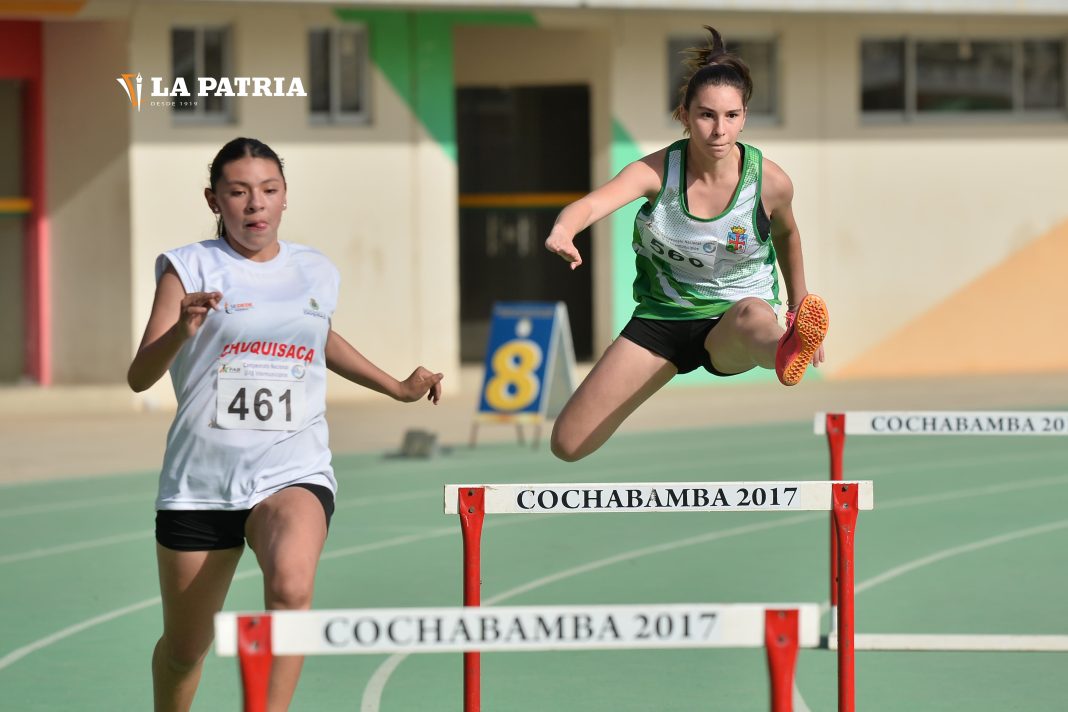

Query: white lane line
[0,514,552,673]
[875,474,1068,510]
[359,472,1068,712]
[0,531,149,565]
[0,487,433,520]
[361,513,821,712]
[0,598,162,670]
[335,491,436,510]
[0,491,440,565]
[822,518,1068,614]
[0,493,153,518]
[3,466,1064,692]
[0,433,1054,516]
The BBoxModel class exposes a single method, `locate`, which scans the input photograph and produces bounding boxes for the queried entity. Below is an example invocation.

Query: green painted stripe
[610,118,645,335]
[335,9,535,162]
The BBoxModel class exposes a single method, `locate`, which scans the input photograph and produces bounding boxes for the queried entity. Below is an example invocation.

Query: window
[667,36,778,120]
[309,27,370,123]
[1023,40,1065,110]
[861,40,906,112]
[171,27,232,121]
[861,37,1066,118]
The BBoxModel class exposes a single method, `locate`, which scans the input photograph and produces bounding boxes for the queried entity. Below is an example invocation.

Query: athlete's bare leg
[245,487,329,712]
[550,337,677,462]
[704,297,782,374]
[153,545,244,712]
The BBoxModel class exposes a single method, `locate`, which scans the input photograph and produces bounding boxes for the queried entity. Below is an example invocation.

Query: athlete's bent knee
[550,427,586,463]
[155,636,209,674]
[266,575,315,610]
[730,297,772,325]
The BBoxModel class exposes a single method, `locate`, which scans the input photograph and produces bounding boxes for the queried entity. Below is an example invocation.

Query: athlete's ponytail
[673,26,753,123]
[207,137,286,238]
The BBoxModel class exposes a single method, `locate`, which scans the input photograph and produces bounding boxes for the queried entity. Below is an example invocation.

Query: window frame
[170,25,235,125]
[860,35,1068,123]
[665,34,781,127]
[308,25,372,126]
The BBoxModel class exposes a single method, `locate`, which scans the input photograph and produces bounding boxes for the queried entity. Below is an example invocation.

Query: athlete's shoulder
[286,242,341,279]
[155,239,223,284]
[638,139,685,170]
[759,155,794,205]
[624,141,683,192]
[165,238,223,258]
[287,241,334,263]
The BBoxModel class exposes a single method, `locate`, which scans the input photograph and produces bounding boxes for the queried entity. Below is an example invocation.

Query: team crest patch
[303,297,328,320]
[726,226,748,254]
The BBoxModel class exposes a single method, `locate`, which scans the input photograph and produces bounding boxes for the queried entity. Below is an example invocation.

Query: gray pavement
[1,367,1066,484]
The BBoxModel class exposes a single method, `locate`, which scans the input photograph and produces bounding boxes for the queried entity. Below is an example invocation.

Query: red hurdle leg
[459,487,486,712]
[832,483,859,712]
[825,413,845,634]
[765,609,800,712]
[236,614,273,712]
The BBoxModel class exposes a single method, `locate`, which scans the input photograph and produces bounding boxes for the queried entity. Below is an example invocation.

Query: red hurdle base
[765,609,801,712]
[456,488,816,712]
[236,615,272,712]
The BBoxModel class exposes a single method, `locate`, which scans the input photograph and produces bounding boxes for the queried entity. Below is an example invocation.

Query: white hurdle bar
[443,480,875,514]
[447,481,872,712]
[215,604,820,712]
[814,411,1068,437]
[827,633,1068,652]
[814,411,1068,652]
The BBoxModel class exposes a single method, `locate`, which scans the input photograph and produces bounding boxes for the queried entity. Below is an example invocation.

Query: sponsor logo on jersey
[304,297,328,320]
[224,301,254,314]
[702,241,716,254]
[726,226,748,254]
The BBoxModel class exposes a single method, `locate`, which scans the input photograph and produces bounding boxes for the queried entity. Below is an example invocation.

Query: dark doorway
[457,85,592,362]
[0,79,25,382]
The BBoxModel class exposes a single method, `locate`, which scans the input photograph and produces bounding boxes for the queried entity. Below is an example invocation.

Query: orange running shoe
[775,294,829,386]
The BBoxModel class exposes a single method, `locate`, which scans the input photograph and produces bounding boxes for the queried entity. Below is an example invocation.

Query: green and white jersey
[631,139,780,319]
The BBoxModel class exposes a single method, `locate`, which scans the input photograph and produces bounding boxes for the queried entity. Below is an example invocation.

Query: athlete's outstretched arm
[763,160,810,308]
[764,159,824,366]
[127,265,222,392]
[545,153,664,269]
[325,330,443,404]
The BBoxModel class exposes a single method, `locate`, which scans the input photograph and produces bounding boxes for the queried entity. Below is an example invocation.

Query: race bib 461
[216,360,307,431]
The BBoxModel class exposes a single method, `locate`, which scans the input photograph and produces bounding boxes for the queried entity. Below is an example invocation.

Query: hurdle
[447,480,873,712]
[215,602,820,712]
[815,410,1068,652]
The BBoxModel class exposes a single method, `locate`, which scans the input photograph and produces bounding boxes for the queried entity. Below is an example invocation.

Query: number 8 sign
[476,302,576,423]
[485,339,544,412]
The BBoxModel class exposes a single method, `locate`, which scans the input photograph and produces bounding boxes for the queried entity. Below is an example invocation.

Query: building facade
[2,0,1067,405]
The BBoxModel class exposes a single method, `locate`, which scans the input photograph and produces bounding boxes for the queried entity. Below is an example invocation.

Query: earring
[283,203,287,209]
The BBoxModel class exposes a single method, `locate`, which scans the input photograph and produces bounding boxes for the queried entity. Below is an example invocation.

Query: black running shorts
[619,316,740,376]
[155,483,335,551]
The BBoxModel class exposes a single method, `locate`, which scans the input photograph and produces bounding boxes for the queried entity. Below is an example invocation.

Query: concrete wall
[45,20,132,383]
[22,3,1068,400]
[541,9,1068,378]
[124,2,460,405]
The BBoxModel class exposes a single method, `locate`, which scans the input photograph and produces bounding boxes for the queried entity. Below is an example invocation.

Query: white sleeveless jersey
[631,140,780,319]
[154,239,340,510]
